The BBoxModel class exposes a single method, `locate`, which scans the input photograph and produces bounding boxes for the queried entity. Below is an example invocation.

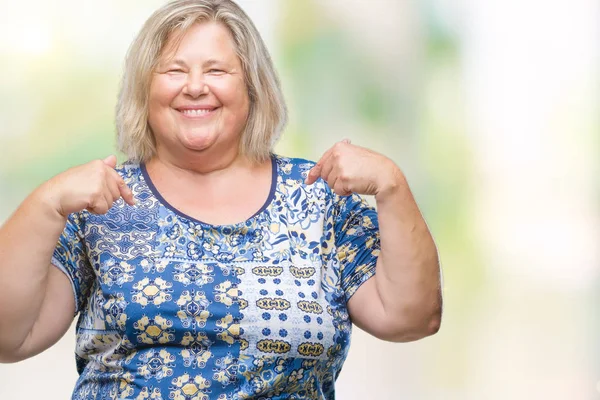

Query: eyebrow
[165,58,226,68]
[203,59,224,67]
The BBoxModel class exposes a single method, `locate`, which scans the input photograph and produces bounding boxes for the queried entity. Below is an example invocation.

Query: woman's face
[148,22,250,158]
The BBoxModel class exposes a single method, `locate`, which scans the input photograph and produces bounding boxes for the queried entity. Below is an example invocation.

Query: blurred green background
[0,0,598,399]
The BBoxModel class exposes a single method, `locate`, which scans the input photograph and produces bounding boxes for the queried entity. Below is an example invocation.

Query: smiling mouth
[177,107,220,117]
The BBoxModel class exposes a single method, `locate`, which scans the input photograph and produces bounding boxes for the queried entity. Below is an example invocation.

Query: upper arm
[335,194,437,342]
[332,193,396,338]
[347,273,430,342]
[346,275,395,340]
[7,264,75,362]
[347,272,441,342]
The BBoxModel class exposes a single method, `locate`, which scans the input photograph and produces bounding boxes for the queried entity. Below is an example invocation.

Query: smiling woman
[0,0,441,399]
[148,23,251,164]
[116,0,287,166]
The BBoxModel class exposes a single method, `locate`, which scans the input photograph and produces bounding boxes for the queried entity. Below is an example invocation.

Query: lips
[176,106,220,118]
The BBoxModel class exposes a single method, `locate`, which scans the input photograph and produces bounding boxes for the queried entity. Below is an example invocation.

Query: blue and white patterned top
[52,154,380,400]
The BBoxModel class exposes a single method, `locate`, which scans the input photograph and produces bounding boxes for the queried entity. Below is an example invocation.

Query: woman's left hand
[305,139,403,199]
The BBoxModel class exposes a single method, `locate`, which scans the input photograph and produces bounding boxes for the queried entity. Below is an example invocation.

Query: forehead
[160,21,238,62]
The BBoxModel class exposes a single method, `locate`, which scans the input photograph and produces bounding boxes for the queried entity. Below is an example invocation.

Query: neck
[149,143,251,177]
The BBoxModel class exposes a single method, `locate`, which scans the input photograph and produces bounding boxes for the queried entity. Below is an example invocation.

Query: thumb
[342,138,351,145]
[102,155,117,168]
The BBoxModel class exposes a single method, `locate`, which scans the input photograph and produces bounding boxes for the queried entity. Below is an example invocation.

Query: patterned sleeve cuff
[343,259,377,303]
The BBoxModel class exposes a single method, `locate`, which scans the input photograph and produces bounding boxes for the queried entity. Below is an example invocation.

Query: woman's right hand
[44,155,136,218]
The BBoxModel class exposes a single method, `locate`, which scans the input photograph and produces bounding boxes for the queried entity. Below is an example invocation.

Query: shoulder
[273,154,316,182]
[273,154,370,209]
[273,154,366,221]
[114,161,147,193]
[114,161,143,182]
[273,154,329,202]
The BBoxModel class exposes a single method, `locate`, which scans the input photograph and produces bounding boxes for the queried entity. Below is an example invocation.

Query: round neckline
[139,154,278,230]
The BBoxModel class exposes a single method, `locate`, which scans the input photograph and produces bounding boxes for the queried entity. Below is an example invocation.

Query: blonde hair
[116,0,287,163]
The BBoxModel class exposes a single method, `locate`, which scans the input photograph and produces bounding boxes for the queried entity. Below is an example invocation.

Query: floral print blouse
[52,154,380,400]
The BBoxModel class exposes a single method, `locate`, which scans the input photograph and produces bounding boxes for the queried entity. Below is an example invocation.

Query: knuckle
[92,170,107,185]
[89,191,103,204]
[92,159,105,169]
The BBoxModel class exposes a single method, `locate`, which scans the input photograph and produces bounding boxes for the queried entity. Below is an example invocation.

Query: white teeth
[181,109,213,116]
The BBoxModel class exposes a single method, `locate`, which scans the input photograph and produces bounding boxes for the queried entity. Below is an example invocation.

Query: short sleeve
[51,212,94,316]
[334,193,381,302]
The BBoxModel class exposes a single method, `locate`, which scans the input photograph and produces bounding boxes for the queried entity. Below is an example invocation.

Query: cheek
[211,78,249,112]
[148,81,180,135]
[149,78,181,107]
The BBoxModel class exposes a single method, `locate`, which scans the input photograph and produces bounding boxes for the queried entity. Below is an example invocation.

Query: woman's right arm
[0,156,135,363]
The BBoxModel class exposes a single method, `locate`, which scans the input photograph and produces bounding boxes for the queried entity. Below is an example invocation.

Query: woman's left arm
[306,140,442,342]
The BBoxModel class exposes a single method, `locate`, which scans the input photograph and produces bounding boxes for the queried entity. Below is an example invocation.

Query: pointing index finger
[305,164,321,185]
[108,168,136,206]
[305,146,335,185]
[118,179,136,206]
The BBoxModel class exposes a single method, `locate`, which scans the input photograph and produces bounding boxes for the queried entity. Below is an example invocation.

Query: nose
[183,69,208,98]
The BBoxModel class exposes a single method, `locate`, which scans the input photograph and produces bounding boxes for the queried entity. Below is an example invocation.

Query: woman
[0,0,442,398]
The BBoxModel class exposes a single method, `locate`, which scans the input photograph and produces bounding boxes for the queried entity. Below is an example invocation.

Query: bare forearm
[0,181,67,350]
[373,171,442,334]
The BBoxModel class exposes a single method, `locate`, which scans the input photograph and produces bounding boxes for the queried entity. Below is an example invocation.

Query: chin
[180,132,217,151]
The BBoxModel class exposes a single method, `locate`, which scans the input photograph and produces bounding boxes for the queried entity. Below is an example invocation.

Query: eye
[168,69,185,73]
[207,69,225,74]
